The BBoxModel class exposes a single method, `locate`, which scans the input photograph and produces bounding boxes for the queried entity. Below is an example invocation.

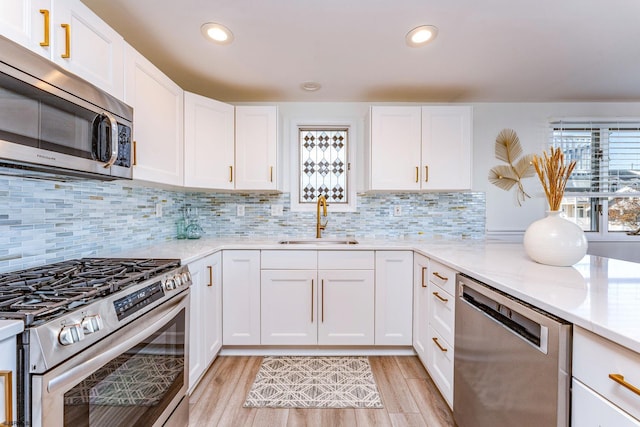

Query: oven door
[31,291,189,427]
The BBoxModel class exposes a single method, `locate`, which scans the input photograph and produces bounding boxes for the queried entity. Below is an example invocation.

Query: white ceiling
[81,0,640,103]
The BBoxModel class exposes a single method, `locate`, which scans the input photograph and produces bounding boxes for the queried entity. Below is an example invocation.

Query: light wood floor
[189,356,456,426]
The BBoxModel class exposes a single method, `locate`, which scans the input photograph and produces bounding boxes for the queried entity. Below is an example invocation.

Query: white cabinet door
[421,106,472,190]
[187,252,222,393]
[375,251,413,345]
[203,252,222,365]
[184,92,235,189]
[369,106,422,190]
[52,0,124,99]
[413,253,430,366]
[318,270,374,345]
[0,0,51,57]
[261,270,317,345]
[427,325,454,407]
[572,379,640,427]
[222,250,261,345]
[125,43,184,186]
[234,106,277,190]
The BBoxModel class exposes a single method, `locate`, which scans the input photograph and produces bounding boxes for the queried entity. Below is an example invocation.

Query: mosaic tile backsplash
[0,175,485,272]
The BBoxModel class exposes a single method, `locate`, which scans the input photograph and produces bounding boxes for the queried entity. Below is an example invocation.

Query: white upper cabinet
[52,0,124,99]
[184,92,235,189]
[368,105,472,191]
[0,0,124,99]
[0,0,51,56]
[421,106,472,190]
[369,106,422,190]
[125,43,184,186]
[235,105,278,190]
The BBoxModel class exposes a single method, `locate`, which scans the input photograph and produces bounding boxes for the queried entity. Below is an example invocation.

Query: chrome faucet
[316,195,328,238]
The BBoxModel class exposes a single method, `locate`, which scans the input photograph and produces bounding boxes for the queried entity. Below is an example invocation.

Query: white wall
[239,101,640,243]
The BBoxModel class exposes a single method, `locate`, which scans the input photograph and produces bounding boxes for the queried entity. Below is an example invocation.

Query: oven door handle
[47,292,188,394]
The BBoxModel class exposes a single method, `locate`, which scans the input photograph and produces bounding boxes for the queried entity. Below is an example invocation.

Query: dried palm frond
[488,129,535,205]
[532,147,576,211]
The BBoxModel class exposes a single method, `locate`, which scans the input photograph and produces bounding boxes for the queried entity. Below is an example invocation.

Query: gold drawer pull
[39,9,50,47]
[61,23,71,58]
[433,291,448,303]
[609,373,640,396]
[433,272,448,281]
[1,370,12,426]
[432,337,448,352]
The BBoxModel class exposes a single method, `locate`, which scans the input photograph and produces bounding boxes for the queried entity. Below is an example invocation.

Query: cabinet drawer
[427,325,454,408]
[572,379,640,427]
[318,251,374,270]
[261,250,317,269]
[573,327,640,421]
[429,285,455,344]
[429,260,456,295]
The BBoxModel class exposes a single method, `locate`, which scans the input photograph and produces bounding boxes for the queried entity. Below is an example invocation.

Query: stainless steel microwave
[0,35,133,180]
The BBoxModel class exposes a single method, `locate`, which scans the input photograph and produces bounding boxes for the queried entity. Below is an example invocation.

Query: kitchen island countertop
[115,237,640,354]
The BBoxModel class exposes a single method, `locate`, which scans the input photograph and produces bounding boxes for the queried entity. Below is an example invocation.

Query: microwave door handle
[102,111,119,168]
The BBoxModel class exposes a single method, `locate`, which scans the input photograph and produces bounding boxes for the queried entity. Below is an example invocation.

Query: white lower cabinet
[375,251,413,345]
[572,379,640,427]
[572,326,640,425]
[261,269,318,345]
[425,259,457,408]
[222,250,261,345]
[187,252,222,393]
[413,253,430,366]
[317,269,375,345]
[259,250,375,346]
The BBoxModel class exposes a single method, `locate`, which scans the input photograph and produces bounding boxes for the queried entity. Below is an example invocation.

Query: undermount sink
[278,238,359,245]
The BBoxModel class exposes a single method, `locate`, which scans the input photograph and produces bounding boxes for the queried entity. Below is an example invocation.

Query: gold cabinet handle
[207,266,213,287]
[432,337,448,352]
[415,166,419,183]
[609,373,640,396]
[433,272,448,281]
[425,165,429,182]
[433,291,449,303]
[1,371,12,427]
[321,279,325,323]
[39,10,50,47]
[132,141,137,166]
[421,267,427,288]
[61,23,70,58]
[229,165,233,182]
[270,166,273,182]
[311,279,314,322]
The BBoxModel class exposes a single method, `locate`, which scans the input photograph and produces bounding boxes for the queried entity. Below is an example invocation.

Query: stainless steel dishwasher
[454,274,572,427]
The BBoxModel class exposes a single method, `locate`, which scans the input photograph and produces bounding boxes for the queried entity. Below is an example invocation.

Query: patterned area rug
[243,356,383,408]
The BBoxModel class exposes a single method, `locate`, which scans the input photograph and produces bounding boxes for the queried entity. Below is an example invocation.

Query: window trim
[289,119,357,213]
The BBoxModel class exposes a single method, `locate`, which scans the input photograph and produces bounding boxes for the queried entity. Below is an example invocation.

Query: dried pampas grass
[532,147,576,211]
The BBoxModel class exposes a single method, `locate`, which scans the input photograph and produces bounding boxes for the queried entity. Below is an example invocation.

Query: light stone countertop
[116,236,640,354]
[0,319,24,341]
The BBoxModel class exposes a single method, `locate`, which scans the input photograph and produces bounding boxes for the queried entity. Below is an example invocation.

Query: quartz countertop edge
[115,237,640,354]
[0,319,25,341]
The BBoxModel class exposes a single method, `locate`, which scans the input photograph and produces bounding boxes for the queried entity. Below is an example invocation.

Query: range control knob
[81,314,104,334]
[163,278,175,291]
[174,275,183,287]
[181,271,191,284]
[59,323,85,346]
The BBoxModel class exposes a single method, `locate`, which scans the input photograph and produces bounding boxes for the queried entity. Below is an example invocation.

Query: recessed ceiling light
[301,82,322,92]
[201,22,234,44]
[406,25,438,47]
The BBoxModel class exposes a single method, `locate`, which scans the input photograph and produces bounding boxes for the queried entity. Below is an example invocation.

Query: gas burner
[0,258,181,325]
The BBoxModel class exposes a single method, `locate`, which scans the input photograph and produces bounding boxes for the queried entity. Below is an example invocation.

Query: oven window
[62,308,186,427]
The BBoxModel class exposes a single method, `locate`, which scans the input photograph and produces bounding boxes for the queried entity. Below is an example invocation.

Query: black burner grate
[0,258,180,325]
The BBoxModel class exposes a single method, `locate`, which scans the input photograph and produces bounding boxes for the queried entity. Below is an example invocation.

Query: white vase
[523,210,588,266]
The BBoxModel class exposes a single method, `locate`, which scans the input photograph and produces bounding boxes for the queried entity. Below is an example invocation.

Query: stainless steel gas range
[0,258,191,427]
